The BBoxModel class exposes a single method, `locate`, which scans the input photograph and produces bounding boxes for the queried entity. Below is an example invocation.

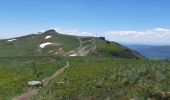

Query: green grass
[82,41,93,47]
[79,37,93,42]
[0,30,80,57]
[0,30,153,100]
[52,34,80,52]
[0,30,142,59]
[34,57,170,100]
[0,56,65,100]
[89,39,143,59]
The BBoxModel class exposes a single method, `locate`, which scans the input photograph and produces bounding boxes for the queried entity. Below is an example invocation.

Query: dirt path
[42,61,69,86]
[64,37,96,57]
[76,46,89,56]
[89,39,97,51]
[76,39,96,56]
[77,37,83,50]
[13,61,70,100]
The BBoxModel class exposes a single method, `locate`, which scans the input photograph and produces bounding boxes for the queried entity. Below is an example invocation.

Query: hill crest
[0,29,143,59]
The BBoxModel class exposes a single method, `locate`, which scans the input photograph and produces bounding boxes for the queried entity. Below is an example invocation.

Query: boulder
[28,81,43,87]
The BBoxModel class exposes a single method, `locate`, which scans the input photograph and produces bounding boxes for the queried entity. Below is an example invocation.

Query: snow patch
[69,54,77,57]
[39,42,53,48]
[8,39,16,42]
[45,35,51,39]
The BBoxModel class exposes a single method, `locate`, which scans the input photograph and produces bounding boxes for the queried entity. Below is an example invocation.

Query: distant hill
[126,45,170,60]
[0,29,81,57]
[0,29,142,59]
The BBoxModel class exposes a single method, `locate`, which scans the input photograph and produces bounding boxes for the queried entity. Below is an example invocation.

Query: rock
[28,81,43,87]
[57,81,65,84]
[69,54,77,56]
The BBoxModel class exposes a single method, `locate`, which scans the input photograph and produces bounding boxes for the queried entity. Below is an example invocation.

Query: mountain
[126,44,170,60]
[0,29,142,59]
[0,29,80,57]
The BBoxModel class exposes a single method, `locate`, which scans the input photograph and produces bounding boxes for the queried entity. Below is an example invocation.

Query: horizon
[0,0,170,45]
[1,28,170,46]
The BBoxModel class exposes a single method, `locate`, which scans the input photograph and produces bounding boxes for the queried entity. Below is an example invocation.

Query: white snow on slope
[45,35,51,39]
[8,39,16,42]
[39,42,53,48]
[69,54,77,56]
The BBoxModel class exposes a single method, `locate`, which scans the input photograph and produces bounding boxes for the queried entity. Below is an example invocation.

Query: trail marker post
[32,60,37,76]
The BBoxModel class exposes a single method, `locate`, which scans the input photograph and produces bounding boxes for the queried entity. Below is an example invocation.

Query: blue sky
[0,0,170,45]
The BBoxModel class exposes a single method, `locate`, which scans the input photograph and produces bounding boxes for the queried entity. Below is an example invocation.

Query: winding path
[75,39,96,56]
[13,38,96,100]
[13,61,70,100]
[66,38,97,56]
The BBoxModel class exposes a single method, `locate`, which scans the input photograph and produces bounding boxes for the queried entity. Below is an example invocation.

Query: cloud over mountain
[45,27,170,45]
[104,28,170,45]
[53,27,94,36]
[34,27,170,45]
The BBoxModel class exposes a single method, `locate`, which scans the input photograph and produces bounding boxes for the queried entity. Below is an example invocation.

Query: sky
[0,0,170,45]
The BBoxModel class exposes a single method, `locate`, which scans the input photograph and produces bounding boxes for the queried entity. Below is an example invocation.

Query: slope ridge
[0,29,142,59]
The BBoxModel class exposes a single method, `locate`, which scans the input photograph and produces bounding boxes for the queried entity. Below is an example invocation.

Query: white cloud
[40,27,170,45]
[50,27,94,36]
[104,28,170,45]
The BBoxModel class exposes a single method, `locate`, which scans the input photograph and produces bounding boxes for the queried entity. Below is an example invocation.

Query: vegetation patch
[0,57,65,100]
[34,58,170,100]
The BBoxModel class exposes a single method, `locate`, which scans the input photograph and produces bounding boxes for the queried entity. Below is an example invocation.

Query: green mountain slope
[34,57,170,100]
[0,29,142,59]
[89,39,143,59]
[0,29,80,57]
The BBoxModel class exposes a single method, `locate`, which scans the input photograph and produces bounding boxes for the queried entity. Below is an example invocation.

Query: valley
[127,45,170,60]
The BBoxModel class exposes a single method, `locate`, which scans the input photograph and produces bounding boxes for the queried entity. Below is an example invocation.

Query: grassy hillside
[0,30,142,59]
[0,30,146,100]
[0,30,80,57]
[0,56,65,100]
[34,57,170,100]
[88,39,143,59]
[1,56,169,100]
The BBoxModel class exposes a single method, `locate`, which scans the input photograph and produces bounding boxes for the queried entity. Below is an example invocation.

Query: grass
[0,30,142,59]
[0,31,80,57]
[0,30,157,100]
[0,56,65,100]
[34,57,170,100]
[52,34,80,52]
[89,39,143,59]
[79,37,94,42]
[1,56,170,100]
[82,41,93,47]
